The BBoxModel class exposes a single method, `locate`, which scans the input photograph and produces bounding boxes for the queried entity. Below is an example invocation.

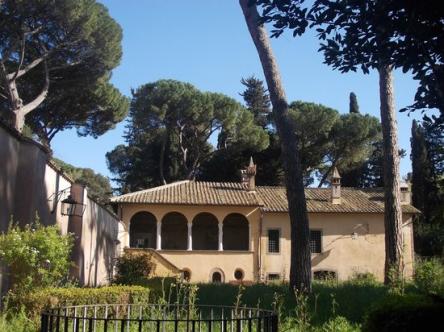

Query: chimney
[400,182,411,205]
[331,167,341,204]
[241,157,257,191]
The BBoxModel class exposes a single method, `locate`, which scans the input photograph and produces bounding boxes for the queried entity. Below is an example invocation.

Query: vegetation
[113,251,155,285]
[0,219,73,294]
[410,120,444,256]
[52,158,112,204]
[0,0,129,144]
[106,79,268,193]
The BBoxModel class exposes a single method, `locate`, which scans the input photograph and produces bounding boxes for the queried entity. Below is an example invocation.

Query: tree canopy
[0,0,128,145]
[107,79,269,193]
[52,158,112,205]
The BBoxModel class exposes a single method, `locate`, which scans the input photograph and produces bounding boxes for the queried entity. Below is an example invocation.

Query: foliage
[410,120,444,256]
[0,307,37,332]
[113,251,155,285]
[52,158,112,204]
[107,79,268,193]
[0,0,128,141]
[240,76,271,128]
[0,219,73,293]
[6,285,149,321]
[414,257,444,298]
[362,294,444,332]
[349,92,360,114]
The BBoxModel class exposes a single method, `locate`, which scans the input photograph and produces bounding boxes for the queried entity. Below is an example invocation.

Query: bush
[348,272,378,286]
[0,219,73,293]
[362,294,444,332]
[7,285,150,320]
[113,251,154,285]
[318,316,360,332]
[414,257,444,297]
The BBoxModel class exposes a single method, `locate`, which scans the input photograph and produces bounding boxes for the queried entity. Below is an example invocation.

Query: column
[218,221,223,251]
[156,221,161,250]
[187,222,193,251]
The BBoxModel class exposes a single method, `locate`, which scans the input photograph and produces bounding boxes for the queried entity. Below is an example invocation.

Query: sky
[51,0,424,184]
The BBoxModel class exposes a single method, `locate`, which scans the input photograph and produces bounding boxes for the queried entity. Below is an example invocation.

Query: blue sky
[51,0,423,184]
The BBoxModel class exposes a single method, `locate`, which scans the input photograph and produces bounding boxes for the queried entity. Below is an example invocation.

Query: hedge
[8,285,151,319]
[362,294,444,332]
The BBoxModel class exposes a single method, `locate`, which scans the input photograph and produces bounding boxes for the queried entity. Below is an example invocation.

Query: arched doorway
[223,213,249,251]
[129,211,157,248]
[192,213,218,250]
[161,212,187,250]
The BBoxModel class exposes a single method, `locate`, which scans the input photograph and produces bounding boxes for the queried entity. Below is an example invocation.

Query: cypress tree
[349,92,360,114]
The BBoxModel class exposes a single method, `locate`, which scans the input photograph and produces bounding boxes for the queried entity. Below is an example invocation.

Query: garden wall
[0,121,121,300]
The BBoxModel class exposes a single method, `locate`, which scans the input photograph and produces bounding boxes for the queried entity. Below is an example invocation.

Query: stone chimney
[331,167,341,204]
[400,182,411,205]
[241,157,257,191]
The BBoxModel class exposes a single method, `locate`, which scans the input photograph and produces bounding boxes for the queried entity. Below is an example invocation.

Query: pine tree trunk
[240,0,312,292]
[378,64,404,284]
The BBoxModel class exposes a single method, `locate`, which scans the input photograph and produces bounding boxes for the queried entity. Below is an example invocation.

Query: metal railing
[41,303,278,332]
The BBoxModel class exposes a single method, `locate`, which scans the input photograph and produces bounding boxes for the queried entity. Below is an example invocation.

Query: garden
[1,222,443,332]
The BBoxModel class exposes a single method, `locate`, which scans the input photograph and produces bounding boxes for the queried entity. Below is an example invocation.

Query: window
[183,269,191,282]
[268,229,280,253]
[310,230,322,253]
[234,269,244,281]
[314,270,337,281]
[267,273,280,281]
[212,272,222,283]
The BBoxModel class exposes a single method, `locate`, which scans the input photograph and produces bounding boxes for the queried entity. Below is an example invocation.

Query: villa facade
[111,163,418,283]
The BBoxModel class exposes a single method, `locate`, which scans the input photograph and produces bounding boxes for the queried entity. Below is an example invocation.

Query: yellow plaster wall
[119,203,415,283]
[261,212,415,281]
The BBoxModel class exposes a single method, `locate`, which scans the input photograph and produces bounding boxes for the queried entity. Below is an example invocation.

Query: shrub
[113,251,155,285]
[414,257,444,297]
[362,294,444,332]
[0,219,73,293]
[7,285,150,320]
[348,272,378,286]
[318,316,360,332]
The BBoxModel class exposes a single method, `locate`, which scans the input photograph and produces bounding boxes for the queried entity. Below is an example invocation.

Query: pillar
[218,221,223,251]
[187,222,193,251]
[156,221,161,250]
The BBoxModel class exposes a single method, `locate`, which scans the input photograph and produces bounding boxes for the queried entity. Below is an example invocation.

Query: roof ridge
[110,180,190,201]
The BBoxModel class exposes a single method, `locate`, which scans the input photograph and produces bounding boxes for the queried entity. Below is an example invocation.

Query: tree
[411,120,444,256]
[107,80,268,192]
[255,0,406,286]
[52,158,112,205]
[240,76,271,128]
[240,0,312,292]
[349,92,360,114]
[0,0,128,144]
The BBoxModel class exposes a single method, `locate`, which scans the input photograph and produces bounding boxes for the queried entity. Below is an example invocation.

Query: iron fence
[40,303,278,332]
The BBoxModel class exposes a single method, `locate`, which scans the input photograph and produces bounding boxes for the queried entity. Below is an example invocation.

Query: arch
[161,212,187,250]
[209,268,225,283]
[223,213,249,251]
[182,268,191,282]
[129,211,157,248]
[192,212,218,250]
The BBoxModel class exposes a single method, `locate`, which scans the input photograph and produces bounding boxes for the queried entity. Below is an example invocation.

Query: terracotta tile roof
[256,187,419,214]
[110,181,263,206]
[111,180,419,214]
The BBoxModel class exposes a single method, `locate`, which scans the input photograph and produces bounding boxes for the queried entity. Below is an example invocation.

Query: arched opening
[129,211,157,248]
[182,268,191,282]
[234,268,244,281]
[161,212,187,250]
[223,213,249,251]
[192,213,218,250]
[210,268,225,283]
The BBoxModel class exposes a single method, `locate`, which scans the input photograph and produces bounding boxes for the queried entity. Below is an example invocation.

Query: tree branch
[21,60,49,115]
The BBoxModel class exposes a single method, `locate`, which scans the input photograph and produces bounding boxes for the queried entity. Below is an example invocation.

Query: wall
[261,212,415,281]
[0,122,120,296]
[119,203,261,282]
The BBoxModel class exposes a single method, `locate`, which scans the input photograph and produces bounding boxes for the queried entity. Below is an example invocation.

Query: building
[111,160,418,283]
